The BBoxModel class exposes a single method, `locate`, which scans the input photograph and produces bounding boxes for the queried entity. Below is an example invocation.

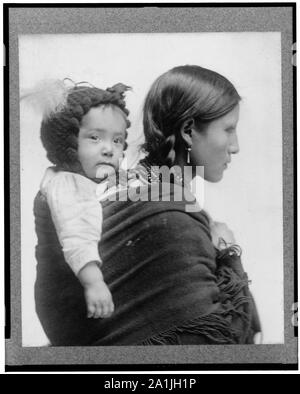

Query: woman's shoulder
[102,192,212,242]
[149,206,212,240]
[154,209,215,257]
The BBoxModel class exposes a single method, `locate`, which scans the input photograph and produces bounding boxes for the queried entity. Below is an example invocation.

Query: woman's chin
[205,172,224,183]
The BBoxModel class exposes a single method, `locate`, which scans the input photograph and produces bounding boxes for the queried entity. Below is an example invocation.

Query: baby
[24,80,131,319]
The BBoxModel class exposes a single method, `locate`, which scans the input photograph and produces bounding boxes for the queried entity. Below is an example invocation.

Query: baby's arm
[42,170,114,318]
[77,261,114,319]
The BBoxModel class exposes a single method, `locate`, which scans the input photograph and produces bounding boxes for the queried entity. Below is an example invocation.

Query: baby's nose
[101,141,113,156]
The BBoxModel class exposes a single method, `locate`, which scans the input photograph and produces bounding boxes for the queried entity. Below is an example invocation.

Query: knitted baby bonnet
[22,79,131,173]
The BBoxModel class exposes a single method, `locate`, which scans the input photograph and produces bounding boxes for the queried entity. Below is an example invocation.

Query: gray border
[6,5,297,366]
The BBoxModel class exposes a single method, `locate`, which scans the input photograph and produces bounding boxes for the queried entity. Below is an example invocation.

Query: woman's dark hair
[143,65,241,166]
[40,83,131,172]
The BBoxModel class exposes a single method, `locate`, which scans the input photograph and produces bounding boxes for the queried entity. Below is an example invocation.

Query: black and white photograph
[4,4,298,371]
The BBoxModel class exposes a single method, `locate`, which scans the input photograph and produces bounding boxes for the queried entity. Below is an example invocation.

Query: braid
[143,131,177,167]
[160,134,176,167]
[143,109,177,167]
[163,134,176,167]
[40,82,131,172]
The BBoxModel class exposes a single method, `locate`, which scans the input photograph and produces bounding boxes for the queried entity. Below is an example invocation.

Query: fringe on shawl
[139,246,253,346]
[139,314,240,345]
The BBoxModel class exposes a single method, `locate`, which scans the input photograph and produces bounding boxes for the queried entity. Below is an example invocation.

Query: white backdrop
[19,32,283,346]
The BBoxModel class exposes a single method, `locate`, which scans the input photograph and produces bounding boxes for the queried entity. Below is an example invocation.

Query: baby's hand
[84,281,114,319]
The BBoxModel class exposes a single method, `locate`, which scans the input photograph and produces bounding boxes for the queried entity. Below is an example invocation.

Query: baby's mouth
[96,163,116,180]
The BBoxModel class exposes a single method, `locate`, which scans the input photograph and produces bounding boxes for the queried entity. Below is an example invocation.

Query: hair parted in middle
[142,65,241,167]
[40,82,131,173]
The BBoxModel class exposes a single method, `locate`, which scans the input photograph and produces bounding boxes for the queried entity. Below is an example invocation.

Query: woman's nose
[229,133,240,154]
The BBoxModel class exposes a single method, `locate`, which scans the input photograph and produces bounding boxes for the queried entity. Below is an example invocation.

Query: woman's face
[77,105,127,179]
[191,104,240,182]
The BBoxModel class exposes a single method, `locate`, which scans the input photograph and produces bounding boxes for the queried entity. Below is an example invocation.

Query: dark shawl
[34,182,260,346]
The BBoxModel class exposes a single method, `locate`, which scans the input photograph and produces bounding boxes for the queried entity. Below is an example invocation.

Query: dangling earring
[186,146,192,164]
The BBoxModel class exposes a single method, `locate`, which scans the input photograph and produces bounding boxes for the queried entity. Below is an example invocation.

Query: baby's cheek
[115,148,125,159]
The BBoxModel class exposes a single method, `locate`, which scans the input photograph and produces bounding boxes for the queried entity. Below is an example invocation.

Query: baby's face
[77,105,127,180]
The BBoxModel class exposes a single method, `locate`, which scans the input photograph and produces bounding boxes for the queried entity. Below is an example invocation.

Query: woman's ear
[180,118,194,146]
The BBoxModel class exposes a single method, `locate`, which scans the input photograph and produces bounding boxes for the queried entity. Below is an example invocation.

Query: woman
[34,65,261,345]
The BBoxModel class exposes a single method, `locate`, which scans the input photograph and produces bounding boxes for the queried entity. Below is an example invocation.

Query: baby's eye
[113,137,124,144]
[90,135,101,141]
